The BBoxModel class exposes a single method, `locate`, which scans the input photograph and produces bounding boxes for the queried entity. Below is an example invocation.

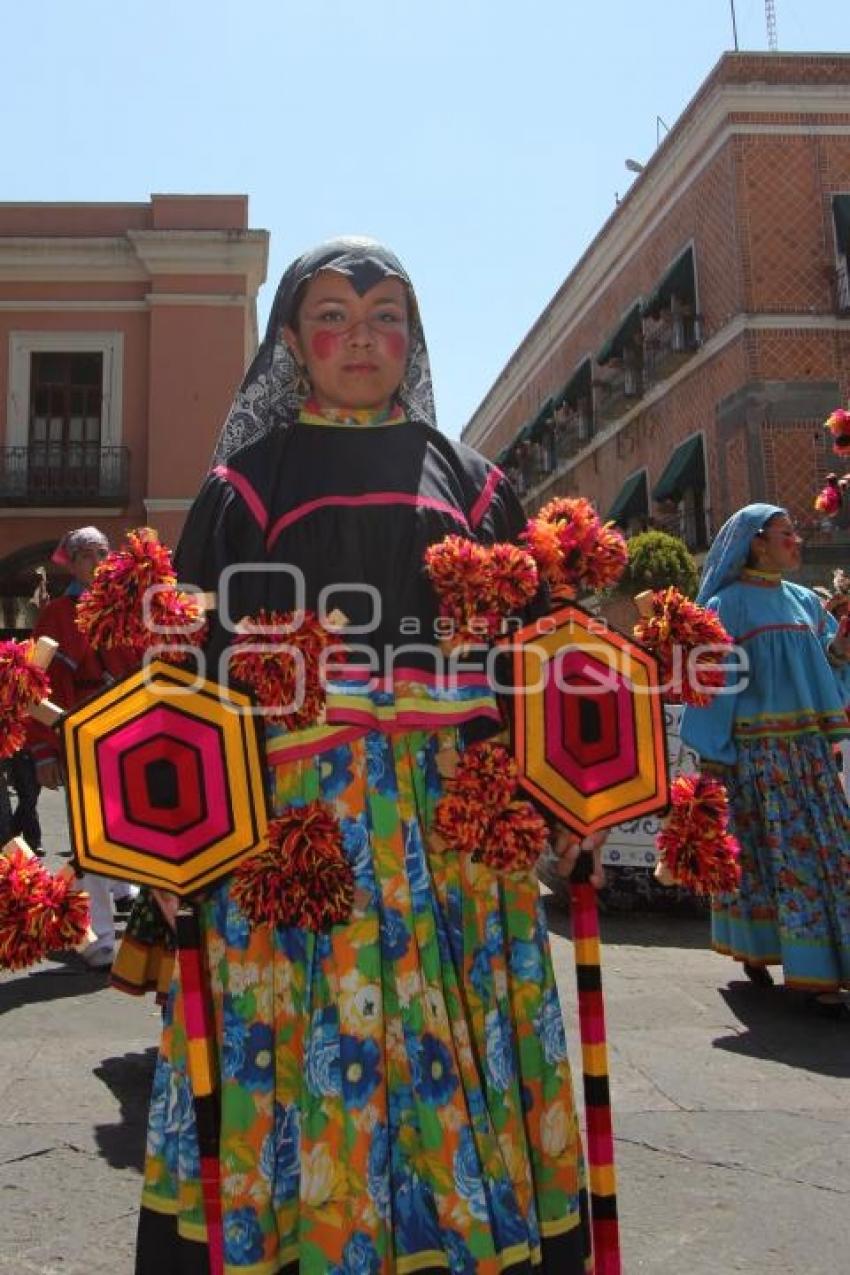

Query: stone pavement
[1,788,849,1274]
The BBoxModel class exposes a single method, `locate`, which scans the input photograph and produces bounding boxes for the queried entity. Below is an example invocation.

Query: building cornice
[127,229,269,296]
[463,81,850,449]
[0,229,269,295]
[144,498,194,512]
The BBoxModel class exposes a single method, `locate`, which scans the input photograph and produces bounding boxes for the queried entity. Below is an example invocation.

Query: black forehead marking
[325,258,402,297]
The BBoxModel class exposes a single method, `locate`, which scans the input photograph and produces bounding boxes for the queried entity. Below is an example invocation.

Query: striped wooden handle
[570,870,621,1275]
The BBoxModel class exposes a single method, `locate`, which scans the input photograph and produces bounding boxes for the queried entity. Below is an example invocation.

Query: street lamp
[625,158,645,174]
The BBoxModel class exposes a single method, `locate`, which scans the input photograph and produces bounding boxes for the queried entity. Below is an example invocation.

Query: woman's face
[284,271,410,412]
[70,545,108,586]
[751,513,803,574]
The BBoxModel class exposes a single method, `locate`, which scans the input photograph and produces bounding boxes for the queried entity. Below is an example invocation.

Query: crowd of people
[2,238,848,1275]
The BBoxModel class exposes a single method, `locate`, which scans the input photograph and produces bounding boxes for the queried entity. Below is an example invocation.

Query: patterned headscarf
[212,237,436,464]
[696,503,786,604]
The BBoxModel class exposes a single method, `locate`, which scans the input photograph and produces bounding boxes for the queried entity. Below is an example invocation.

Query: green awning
[652,434,705,502]
[597,304,642,366]
[641,247,695,319]
[495,444,512,465]
[833,194,850,255]
[529,397,554,440]
[554,360,592,410]
[607,471,648,525]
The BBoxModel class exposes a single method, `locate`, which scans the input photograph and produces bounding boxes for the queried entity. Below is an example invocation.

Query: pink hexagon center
[541,649,638,796]
[96,704,233,861]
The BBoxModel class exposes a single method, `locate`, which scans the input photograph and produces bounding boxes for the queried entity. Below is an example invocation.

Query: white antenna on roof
[765,0,778,51]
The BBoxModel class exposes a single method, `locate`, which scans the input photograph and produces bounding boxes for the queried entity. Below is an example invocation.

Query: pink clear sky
[5,0,847,436]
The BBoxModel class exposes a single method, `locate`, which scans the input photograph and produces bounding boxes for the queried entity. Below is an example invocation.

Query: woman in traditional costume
[680,503,850,1012]
[135,239,593,1273]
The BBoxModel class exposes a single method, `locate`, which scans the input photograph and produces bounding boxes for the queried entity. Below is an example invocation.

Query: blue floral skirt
[712,734,850,989]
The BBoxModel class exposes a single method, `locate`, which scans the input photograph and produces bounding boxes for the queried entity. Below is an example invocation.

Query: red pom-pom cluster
[432,741,548,872]
[655,773,741,895]
[232,800,354,930]
[633,586,732,706]
[0,640,52,759]
[423,536,539,647]
[0,845,90,970]
[521,496,628,598]
[814,473,846,516]
[228,610,346,729]
[75,527,207,660]
[825,407,850,458]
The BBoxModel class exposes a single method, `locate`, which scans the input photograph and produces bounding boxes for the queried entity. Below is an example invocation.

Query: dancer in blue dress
[681,504,850,1012]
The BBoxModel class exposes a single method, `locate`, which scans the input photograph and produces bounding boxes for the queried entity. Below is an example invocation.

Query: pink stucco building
[0,194,268,630]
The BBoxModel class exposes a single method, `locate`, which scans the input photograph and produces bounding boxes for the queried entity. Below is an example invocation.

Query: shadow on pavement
[93,1047,158,1172]
[543,894,710,950]
[0,961,112,1014]
[713,982,850,1078]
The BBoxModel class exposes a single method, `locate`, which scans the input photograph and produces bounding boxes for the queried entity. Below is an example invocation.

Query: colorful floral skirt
[136,729,590,1274]
[712,733,850,990]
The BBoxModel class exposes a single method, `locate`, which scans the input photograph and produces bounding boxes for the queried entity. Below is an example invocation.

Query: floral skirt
[136,730,590,1274]
[712,734,850,990]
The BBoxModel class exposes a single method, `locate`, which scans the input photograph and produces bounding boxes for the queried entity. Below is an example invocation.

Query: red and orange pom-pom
[633,586,732,706]
[655,773,741,895]
[478,801,550,872]
[522,496,628,597]
[448,740,518,812]
[432,794,490,856]
[814,474,842,516]
[423,536,538,647]
[231,801,354,930]
[431,740,547,873]
[228,609,345,730]
[0,640,52,760]
[75,527,207,658]
[0,843,90,970]
[825,407,850,458]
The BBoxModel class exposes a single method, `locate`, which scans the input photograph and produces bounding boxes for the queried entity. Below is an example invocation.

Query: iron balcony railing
[0,444,130,506]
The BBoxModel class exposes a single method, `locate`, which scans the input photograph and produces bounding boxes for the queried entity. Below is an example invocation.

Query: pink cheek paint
[385,331,409,361]
[310,330,343,360]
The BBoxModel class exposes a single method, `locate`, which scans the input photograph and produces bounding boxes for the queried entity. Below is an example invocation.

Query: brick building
[0,195,268,631]
[462,53,850,583]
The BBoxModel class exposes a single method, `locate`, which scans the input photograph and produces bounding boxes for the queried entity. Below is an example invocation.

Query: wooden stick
[28,636,58,670]
[633,590,655,619]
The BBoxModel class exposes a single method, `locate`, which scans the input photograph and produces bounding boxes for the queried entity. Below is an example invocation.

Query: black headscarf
[212,237,436,463]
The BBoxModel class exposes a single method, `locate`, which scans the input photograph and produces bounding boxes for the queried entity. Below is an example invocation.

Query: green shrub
[624,529,699,597]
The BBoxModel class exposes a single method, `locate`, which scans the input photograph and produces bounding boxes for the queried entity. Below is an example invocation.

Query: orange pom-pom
[228,610,345,729]
[449,740,518,811]
[814,474,842,516]
[633,586,732,705]
[0,640,52,760]
[522,496,627,597]
[655,773,741,895]
[430,741,547,873]
[231,801,354,930]
[423,536,538,647]
[75,527,207,658]
[0,844,90,970]
[825,407,850,457]
[478,801,549,872]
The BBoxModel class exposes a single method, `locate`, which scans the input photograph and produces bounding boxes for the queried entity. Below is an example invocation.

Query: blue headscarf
[696,503,786,605]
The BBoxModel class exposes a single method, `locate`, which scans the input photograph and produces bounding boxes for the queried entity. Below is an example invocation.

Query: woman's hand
[151,887,179,932]
[551,826,608,889]
[35,758,63,790]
